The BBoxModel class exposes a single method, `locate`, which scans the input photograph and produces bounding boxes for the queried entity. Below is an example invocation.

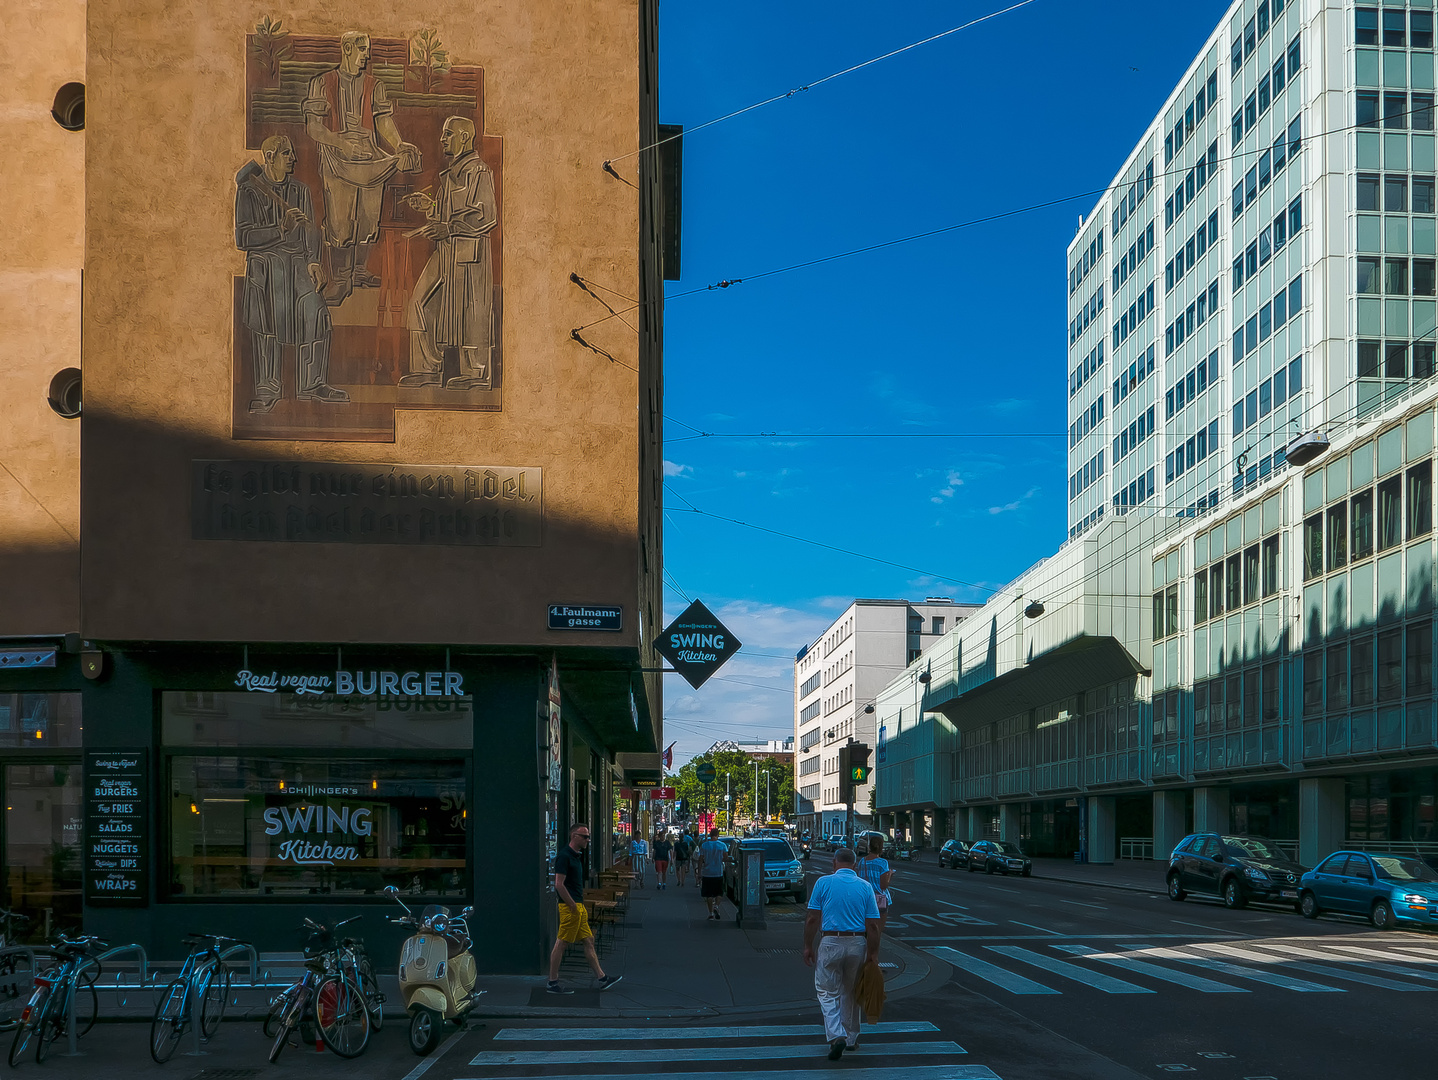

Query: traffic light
[837,744,852,803]
[849,743,871,785]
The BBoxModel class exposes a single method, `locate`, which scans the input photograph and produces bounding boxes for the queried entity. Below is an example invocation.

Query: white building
[877,1,1438,869]
[794,598,979,835]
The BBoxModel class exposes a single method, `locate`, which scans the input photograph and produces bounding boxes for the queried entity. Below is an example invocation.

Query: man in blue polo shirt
[803,846,880,1059]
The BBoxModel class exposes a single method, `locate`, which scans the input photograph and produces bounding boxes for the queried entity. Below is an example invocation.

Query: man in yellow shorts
[548,823,623,994]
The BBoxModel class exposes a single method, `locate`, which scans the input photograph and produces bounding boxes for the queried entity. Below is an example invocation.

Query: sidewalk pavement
[1029,856,1167,894]
[471,873,951,1019]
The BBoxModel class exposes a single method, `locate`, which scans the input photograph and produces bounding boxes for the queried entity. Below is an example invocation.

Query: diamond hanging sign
[657,600,742,690]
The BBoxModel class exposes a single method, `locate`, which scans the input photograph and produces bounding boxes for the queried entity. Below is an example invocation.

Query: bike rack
[64,943,148,1058]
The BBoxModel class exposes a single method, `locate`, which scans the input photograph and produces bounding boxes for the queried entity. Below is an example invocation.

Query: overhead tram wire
[601,1,1038,171]
[575,99,1423,340]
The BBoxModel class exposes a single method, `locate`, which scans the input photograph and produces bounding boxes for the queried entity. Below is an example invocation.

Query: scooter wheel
[409,1007,442,1056]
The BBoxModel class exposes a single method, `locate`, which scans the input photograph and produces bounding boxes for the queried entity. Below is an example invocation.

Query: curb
[1031,871,1165,895]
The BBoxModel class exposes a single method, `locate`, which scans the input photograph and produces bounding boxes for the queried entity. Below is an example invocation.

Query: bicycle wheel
[149,979,187,1064]
[262,988,292,1039]
[34,982,67,1064]
[71,980,97,1039]
[315,976,369,1058]
[200,964,231,1038]
[8,985,46,1067]
[357,954,383,1032]
[267,986,306,1065]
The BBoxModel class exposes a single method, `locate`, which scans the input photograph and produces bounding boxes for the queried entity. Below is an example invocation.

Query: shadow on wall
[48,407,648,646]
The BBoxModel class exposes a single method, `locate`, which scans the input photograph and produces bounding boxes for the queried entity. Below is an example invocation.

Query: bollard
[183,974,208,1057]
[63,978,80,1057]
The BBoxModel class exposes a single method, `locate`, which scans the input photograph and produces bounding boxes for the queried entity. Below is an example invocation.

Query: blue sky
[654,1,1232,762]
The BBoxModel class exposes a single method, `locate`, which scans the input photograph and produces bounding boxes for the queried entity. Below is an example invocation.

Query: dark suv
[938,839,970,868]
[1167,833,1307,910]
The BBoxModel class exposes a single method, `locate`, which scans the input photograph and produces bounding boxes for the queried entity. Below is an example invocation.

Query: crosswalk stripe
[1050,944,1247,992]
[984,946,1151,994]
[923,946,1060,994]
[1186,943,1433,992]
[454,1069,1003,1080]
[1322,943,1438,970]
[471,1041,965,1066]
[1121,945,1343,992]
[1244,941,1438,983]
[492,1023,940,1042]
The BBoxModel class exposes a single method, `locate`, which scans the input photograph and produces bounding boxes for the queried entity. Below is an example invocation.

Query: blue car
[1298,850,1438,930]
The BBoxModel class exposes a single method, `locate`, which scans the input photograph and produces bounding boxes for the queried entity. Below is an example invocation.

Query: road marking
[1058,899,1106,910]
[402,1028,470,1080]
[1170,920,1229,934]
[1123,945,1344,992]
[936,900,970,909]
[492,1022,943,1042]
[1051,945,1246,992]
[1009,921,1060,935]
[1219,943,1435,991]
[1308,943,1438,972]
[459,1069,1005,1080]
[889,887,912,894]
[470,1041,967,1065]
[985,945,1152,994]
[935,911,996,926]
[923,946,1060,994]
[900,933,1243,941]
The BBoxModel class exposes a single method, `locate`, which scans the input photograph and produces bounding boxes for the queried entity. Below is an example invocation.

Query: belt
[822,930,863,936]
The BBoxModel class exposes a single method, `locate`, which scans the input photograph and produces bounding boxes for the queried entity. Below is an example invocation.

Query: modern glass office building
[877,1,1438,869]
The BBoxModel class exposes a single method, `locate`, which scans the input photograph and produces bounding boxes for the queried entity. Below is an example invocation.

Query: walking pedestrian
[547,823,623,994]
[629,833,649,887]
[673,830,691,887]
[803,847,879,1059]
[858,835,895,932]
[697,828,729,920]
[653,831,673,890]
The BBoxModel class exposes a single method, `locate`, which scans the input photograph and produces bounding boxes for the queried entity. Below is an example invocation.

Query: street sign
[547,604,623,631]
[651,787,676,799]
[657,600,742,690]
[696,762,717,785]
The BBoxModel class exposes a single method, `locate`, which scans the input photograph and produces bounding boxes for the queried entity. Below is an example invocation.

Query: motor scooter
[385,885,484,1055]
[799,838,812,860]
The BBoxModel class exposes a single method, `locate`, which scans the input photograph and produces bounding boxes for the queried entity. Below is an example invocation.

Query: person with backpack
[673,830,693,887]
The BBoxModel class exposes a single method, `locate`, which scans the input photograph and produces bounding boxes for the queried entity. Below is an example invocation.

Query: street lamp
[763,769,771,821]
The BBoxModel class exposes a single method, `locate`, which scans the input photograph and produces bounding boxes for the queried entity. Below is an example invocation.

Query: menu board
[84,750,148,905]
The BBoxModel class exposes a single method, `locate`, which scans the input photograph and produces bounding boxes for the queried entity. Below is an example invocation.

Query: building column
[1193,786,1229,834]
[1153,790,1187,861]
[998,803,1019,843]
[1088,796,1116,864]
[1299,778,1346,868]
[934,808,949,842]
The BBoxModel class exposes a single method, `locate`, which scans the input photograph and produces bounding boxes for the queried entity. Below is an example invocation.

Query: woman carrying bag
[859,835,895,932]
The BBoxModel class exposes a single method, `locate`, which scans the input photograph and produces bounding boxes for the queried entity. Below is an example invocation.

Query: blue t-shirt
[808,868,880,931]
[859,856,890,895]
[698,839,727,877]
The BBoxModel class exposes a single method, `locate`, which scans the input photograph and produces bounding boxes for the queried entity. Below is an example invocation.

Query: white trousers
[814,936,866,1045]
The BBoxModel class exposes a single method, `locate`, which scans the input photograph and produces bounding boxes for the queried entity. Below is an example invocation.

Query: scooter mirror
[384,885,399,896]
[461,906,474,918]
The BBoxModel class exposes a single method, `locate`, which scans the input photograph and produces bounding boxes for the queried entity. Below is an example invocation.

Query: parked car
[1166,833,1307,909]
[938,839,970,869]
[1298,850,1438,929]
[855,830,894,855]
[724,836,807,903]
[967,840,1032,876]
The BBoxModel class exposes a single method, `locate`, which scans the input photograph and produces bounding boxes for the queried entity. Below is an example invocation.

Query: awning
[927,634,1146,733]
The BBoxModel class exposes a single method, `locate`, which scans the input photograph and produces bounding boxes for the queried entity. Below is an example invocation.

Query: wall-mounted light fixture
[1024,601,1045,619]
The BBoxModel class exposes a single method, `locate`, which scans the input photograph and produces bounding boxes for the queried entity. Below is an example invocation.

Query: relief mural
[235,23,503,441]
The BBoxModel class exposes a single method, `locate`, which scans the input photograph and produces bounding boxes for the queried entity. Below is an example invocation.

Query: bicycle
[150,932,245,1063]
[265,917,369,1062]
[0,912,33,1032]
[8,934,103,1066]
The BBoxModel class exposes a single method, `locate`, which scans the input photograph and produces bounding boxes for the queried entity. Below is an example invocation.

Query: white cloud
[988,486,1041,515]
[930,469,963,504]
[663,460,693,478]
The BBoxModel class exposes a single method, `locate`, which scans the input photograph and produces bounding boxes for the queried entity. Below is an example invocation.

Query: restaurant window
[1352,489,1375,559]
[0,693,82,749]
[162,692,472,900]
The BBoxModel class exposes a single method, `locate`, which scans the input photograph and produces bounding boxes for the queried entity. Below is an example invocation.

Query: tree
[249,17,292,86]
[667,751,796,827]
[408,29,451,95]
